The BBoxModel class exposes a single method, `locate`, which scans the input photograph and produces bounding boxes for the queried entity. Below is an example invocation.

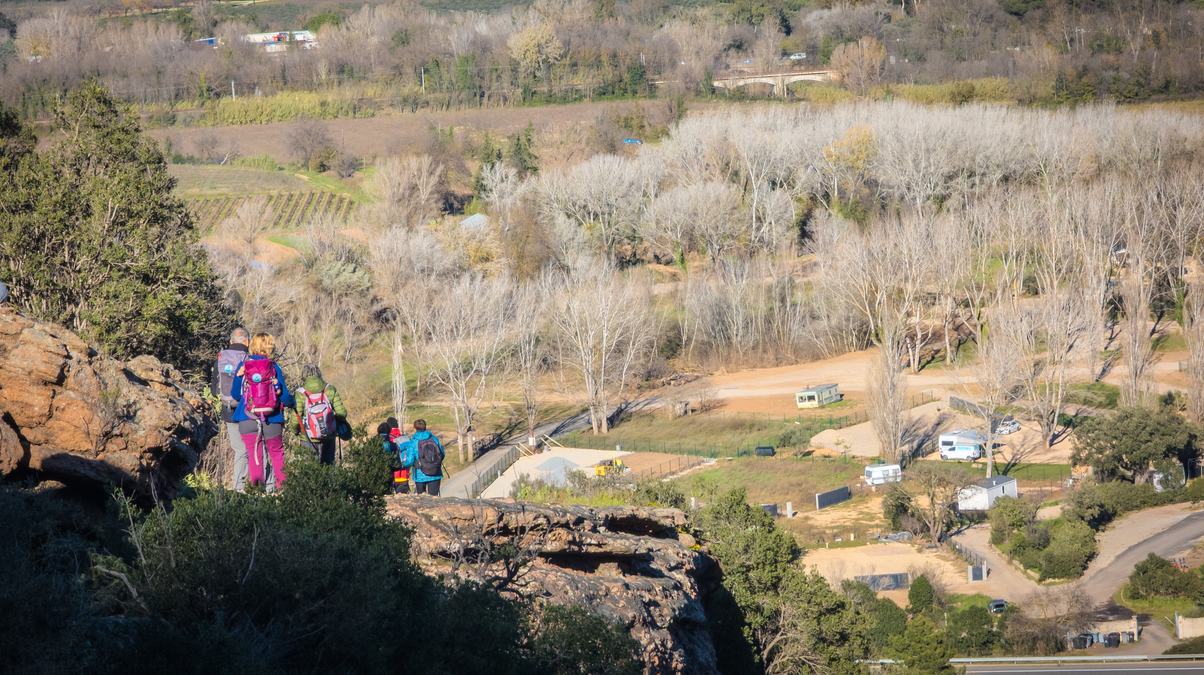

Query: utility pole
[420,67,426,94]
[231,80,236,100]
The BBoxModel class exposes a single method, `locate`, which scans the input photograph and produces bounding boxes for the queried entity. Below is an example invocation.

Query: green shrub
[0,488,107,673]
[989,496,1038,546]
[0,84,230,372]
[842,581,907,656]
[1186,477,1204,503]
[883,487,912,531]
[947,605,999,656]
[633,480,687,509]
[200,90,377,126]
[909,574,936,614]
[528,605,642,675]
[1065,480,1168,530]
[1129,553,1201,599]
[1167,635,1204,654]
[1037,518,1097,580]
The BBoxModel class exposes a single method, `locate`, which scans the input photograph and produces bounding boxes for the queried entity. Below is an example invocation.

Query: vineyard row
[188,191,358,230]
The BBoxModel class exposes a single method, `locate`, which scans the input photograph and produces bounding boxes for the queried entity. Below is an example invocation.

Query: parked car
[988,599,1008,614]
[992,416,1021,435]
[788,52,807,61]
[1104,632,1121,648]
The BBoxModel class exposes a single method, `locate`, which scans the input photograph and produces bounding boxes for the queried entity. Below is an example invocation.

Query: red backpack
[241,358,280,418]
[300,387,336,440]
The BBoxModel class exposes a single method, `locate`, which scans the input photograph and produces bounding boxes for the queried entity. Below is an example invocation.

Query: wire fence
[628,454,709,481]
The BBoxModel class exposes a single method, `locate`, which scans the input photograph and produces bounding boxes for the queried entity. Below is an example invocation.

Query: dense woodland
[1,0,1202,117]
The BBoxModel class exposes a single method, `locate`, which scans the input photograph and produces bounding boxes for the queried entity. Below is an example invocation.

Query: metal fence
[459,445,521,499]
[629,454,708,480]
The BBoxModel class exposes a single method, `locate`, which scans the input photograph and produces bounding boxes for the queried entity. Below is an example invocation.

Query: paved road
[1082,510,1204,607]
[441,409,592,498]
[952,506,1204,609]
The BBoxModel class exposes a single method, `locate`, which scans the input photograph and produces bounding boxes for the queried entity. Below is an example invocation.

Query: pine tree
[0,83,229,371]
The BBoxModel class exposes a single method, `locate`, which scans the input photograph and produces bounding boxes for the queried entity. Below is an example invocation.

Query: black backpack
[417,437,442,476]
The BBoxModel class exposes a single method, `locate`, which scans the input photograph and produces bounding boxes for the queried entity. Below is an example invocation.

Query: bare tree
[512,273,557,447]
[894,462,975,544]
[867,337,908,464]
[368,155,445,229]
[971,304,1026,477]
[413,274,513,463]
[1118,197,1169,407]
[552,259,656,434]
[829,36,886,95]
[1184,283,1204,422]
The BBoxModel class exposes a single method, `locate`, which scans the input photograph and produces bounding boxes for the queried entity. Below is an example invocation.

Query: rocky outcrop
[387,496,719,675]
[0,307,210,498]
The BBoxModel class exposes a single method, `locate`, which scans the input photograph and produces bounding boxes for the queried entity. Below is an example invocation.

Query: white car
[992,416,1021,435]
[788,52,807,61]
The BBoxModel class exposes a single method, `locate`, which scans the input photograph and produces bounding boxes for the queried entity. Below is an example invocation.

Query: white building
[957,475,1018,512]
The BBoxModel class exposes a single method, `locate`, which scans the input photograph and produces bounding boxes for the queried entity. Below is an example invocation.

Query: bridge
[711,69,837,97]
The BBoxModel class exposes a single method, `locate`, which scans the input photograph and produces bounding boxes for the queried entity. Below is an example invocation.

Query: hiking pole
[256,417,268,492]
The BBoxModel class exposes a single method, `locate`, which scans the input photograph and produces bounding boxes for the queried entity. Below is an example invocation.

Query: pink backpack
[241,358,280,418]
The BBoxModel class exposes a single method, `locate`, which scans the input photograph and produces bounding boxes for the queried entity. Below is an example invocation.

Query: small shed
[795,383,842,409]
[864,463,902,486]
[957,475,1018,512]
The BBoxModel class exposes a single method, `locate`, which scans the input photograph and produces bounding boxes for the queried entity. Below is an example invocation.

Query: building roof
[798,383,839,394]
[974,475,1016,490]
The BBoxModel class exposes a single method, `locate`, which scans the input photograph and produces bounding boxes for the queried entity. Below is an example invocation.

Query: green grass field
[1155,332,1188,353]
[171,163,365,230]
[1113,583,1200,632]
[1064,381,1121,409]
[559,411,865,457]
[671,456,866,505]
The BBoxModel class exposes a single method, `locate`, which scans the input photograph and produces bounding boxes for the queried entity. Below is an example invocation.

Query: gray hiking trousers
[228,422,275,492]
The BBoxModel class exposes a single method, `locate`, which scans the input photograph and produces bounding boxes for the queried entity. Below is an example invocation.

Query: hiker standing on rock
[398,419,444,496]
[231,333,294,489]
[213,327,274,492]
[294,364,349,465]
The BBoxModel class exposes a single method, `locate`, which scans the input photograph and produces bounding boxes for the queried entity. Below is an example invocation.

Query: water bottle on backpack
[241,358,280,418]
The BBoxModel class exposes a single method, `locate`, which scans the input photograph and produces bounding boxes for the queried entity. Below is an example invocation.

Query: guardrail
[951,655,1204,664]
[863,655,1204,666]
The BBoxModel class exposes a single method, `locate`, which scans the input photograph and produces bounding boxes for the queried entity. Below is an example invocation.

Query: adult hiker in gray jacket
[212,327,272,491]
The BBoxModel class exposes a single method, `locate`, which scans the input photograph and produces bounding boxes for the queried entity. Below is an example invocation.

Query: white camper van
[938,430,986,461]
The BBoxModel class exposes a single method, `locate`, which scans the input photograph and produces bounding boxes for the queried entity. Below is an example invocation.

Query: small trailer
[795,383,842,409]
[864,463,903,486]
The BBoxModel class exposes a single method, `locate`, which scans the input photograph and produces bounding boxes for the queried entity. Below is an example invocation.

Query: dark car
[988,599,1008,614]
[1104,632,1121,648]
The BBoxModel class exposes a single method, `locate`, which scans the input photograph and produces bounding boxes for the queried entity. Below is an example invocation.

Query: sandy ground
[804,542,994,599]
[481,447,628,499]
[674,340,1195,466]
[807,400,1078,464]
[620,452,709,479]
